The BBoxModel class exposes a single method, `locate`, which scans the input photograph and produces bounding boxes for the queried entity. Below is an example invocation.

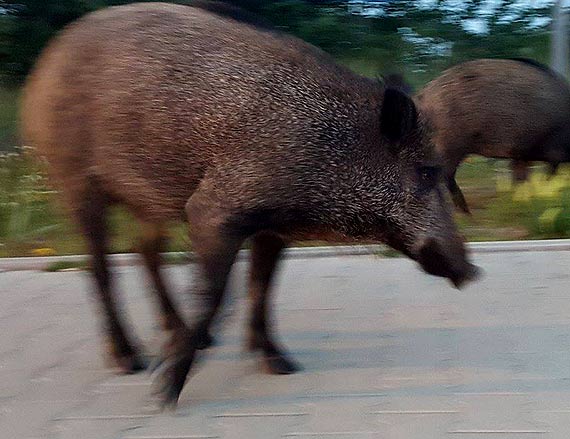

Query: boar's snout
[414,237,481,289]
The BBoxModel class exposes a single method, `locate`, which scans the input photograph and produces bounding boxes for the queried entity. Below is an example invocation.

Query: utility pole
[551,0,569,78]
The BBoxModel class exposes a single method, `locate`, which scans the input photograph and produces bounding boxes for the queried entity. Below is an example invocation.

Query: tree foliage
[0,0,555,86]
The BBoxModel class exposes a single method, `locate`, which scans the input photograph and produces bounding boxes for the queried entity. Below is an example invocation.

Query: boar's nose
[414,237,482,289]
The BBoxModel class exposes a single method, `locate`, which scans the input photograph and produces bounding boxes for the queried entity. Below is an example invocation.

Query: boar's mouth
[379,229,480,288]
[415,238,481,289]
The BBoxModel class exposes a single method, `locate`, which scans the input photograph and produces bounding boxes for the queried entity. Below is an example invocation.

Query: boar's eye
[417,165,440,190]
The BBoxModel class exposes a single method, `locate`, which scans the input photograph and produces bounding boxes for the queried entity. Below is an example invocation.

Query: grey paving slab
[369,396,459,439]
[3,251,570,438]
[3,399,85,439]
[48,418,146,439]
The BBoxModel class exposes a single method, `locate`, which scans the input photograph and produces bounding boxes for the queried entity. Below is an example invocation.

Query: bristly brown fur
[415,58,570,212]
[21,2,475,404]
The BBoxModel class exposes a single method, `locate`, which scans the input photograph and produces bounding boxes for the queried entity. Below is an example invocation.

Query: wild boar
[415,58,570,213]
[21,2,478,406]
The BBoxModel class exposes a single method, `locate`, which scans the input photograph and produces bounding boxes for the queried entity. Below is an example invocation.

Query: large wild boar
[415,58,570,213]
[21,2,478,406]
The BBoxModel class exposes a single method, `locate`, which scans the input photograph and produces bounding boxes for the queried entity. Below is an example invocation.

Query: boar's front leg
[153,184,245,408]
[247,232,300,374]
[446,172,471,215]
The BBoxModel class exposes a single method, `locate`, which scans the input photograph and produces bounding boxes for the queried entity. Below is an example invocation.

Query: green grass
[44,253,190,272]
[162,252,191,265]
[454,159,570,241]
[0,145,191,257]
[4,149,569,258]
[375,248,403,258]
[44,260,88,272]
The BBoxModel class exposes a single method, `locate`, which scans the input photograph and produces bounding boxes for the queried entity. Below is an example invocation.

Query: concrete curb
[2,239,570,272]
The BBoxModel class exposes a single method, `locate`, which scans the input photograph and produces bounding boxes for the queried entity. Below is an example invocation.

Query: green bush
[0,147,60,254]
[489,169,570,238]
[0,146,191,256]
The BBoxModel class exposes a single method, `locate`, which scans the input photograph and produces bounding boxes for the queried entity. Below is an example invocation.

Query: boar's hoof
[248,334,301,374]
[264,354,301,375]
[152,353,195,409]
[152,330,200,409]
[118,354,147,374]
[105,339,148,374]
[195,331,215,350]
[108,351,148,374]
[455,199,471,215]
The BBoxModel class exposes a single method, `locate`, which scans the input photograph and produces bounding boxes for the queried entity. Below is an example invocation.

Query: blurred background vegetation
[0,0,568,257]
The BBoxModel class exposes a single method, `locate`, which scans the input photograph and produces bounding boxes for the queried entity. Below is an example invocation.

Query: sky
[348,0,560,34]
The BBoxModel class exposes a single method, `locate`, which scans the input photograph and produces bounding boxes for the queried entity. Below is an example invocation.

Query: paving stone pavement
[2,251,570,438]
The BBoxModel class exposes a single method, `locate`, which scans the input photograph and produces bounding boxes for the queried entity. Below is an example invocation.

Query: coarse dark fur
[415,58,570,213]
[21,2,477,407]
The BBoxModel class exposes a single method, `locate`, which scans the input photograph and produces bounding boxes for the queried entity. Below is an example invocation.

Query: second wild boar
[21,3,479,406]
[416,58,570,213]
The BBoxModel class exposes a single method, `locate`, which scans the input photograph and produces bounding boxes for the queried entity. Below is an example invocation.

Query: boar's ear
[380,87,418,143]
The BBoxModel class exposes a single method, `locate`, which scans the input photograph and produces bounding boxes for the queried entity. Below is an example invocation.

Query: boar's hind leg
[447,174,471,215]
[138,223,185,331]
[77,189,146,373]
[153,186,245,407]
[139,222,214,349]
[512,160,530,183]
[248,232,300,374]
